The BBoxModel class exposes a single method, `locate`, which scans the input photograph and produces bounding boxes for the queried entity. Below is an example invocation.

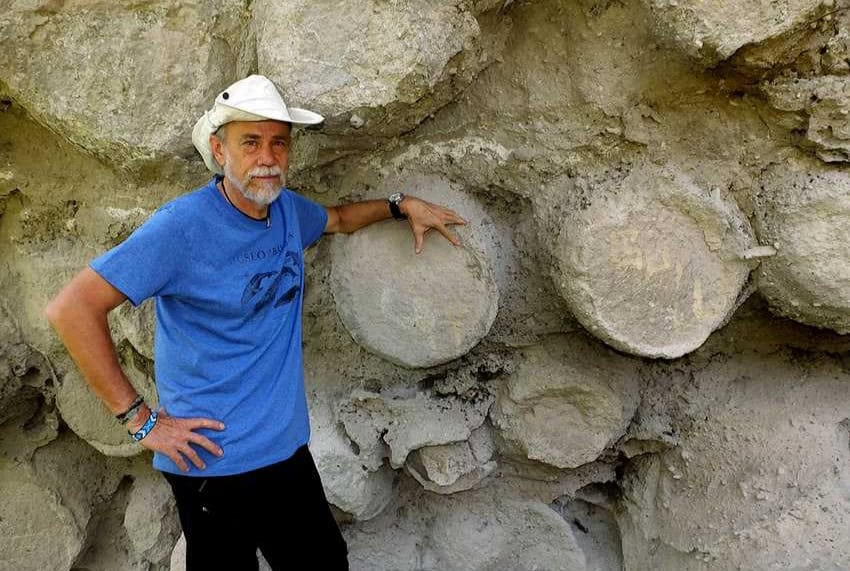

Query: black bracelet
[116,395,144,424]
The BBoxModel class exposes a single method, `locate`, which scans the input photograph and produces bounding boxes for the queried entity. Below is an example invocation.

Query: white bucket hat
[192,74,324,174]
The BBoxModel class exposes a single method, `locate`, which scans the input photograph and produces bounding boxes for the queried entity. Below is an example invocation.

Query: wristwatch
[388,192,407,220]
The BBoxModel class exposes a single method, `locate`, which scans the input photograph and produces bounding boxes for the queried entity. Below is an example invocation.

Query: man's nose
[258,143,276,166]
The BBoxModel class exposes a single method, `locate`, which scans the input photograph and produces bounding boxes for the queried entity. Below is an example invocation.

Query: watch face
[389,192,404,203]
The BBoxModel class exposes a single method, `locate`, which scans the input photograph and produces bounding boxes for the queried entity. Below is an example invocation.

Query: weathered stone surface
[644,0,830,67]
[347,483,589,571]
[551,496,624,571]
[330,180,499,368]
[7,0,850,569]
[538,163,754,358]
[0,1,245,167]
[0,431,128,571]
[124,472,180,566]
[339,389,493,469]
[762,75,850,162]
[56,348,157,457]
[755,159,850,332]
[0,461,83,571]
[489,333,640,469]
[115,299,156,361]
[0,300,54,425]
[617,349,850,570]
[254,0,505,137]
[309,398,394,520]
[405,424,497,494]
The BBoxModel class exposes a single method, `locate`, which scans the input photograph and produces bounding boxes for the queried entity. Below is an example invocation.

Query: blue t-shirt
[90,177,328,476]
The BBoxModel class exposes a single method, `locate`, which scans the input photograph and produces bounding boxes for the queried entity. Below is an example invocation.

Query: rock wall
[2,0,850,569]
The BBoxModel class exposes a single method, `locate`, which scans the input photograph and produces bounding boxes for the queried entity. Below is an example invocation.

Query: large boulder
[253,0,508,137]
[489,333,640,469]
[0,1,245,168]
[643,0,832,67]
[754,159,850,332]
[330,177,499,368]
[537,163,755,358]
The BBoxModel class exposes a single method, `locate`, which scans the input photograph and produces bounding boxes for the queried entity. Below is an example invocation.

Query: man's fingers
[434,222,461,246]
[184,417,226,431]
[414,229,425,254]
[179,443,206,470]
[188,432,224,457]
[444,211,467,225]
[165,450,190,473]
[437,207,466,225]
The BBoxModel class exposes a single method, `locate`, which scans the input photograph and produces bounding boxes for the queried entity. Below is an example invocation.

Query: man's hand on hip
[127,405,225,472]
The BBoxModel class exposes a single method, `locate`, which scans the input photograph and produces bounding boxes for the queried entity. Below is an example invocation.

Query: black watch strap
[388,192,407,220]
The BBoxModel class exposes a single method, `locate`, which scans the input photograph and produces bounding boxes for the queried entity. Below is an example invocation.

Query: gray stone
[405,425,497,494]
[643,0,829,67]
[754,159,850,332]
[56,348,157,457]
[0,1,245,168]
[347,484,589,571]
[0,461,84,571]
[489,333,640,469]
[338,389,493,469]
[762,75,850,163]
[115,298,156,361]
[309,398,394,520]
[617,349,850,570]
[2,431,127,571]
[124,472,180,566]
[253,0,502,137]
[330,179,499,368]
[538,163,754,358]
[551,497,624,571]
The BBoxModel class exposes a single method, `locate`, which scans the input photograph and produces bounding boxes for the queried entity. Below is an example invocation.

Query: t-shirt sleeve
[89,205,184,307]
[288,191,328,249]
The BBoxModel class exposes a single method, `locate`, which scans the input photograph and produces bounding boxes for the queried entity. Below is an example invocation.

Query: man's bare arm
[45,268,224,472]
[325,196,466,254]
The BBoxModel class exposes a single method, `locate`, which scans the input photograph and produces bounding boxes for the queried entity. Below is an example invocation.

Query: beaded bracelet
[129,410,158,442]
[116,395,144,425]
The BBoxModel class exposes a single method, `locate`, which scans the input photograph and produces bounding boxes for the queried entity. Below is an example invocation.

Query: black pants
[163,445,349,571]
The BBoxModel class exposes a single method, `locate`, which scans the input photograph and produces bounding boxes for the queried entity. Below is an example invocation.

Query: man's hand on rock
[127,405,225,472]
[400,196,467,254]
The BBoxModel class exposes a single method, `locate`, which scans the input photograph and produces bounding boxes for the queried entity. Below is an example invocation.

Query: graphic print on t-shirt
[241,250,301,313]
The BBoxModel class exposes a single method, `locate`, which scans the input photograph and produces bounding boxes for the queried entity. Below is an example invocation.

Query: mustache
[248,166,282,179]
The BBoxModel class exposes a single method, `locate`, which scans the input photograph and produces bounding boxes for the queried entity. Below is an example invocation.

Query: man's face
[210,120,292,206]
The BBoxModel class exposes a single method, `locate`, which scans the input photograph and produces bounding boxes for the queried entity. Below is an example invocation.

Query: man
[45,75,466,570]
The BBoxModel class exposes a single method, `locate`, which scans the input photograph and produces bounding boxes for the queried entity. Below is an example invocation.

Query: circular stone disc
[544,165,753,358]
[755,160,850,333]
[330,220,498,369]
[56,350,157,457]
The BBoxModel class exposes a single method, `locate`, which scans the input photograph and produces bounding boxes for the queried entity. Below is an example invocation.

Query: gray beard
[223,163,285,206]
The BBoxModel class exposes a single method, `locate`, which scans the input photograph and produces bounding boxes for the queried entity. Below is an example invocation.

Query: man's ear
[210,133,226,168]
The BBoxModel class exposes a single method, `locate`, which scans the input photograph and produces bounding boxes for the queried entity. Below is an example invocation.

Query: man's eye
[243,140,258,148]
